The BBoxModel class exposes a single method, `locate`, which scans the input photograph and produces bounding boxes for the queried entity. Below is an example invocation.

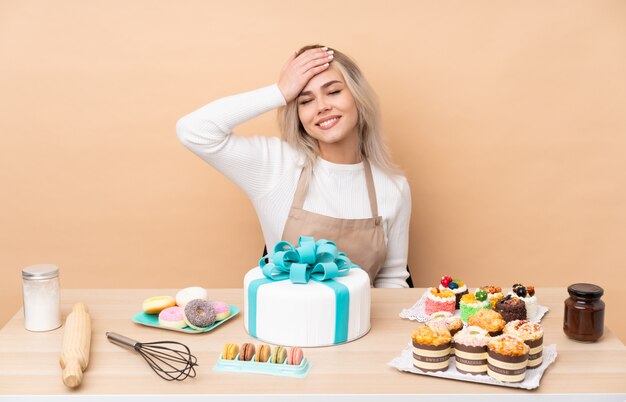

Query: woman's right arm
[176,48,333,199]
[176,84,289,200]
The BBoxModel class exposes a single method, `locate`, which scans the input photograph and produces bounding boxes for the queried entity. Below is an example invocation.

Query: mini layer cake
[412,325,452,373]
[468,308,506,336]
[459,290,490,323]
[495,295,527,323]
[426,312,463,337]
[503,320,544,369]
[424,287,456,315]
[487,334,530,383]
[439,275,468,309]
[453,326,491,375]
[510,284,538,320]
[483,284,504,309]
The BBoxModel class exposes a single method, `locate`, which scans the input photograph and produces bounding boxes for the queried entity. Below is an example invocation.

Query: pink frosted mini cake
[439,275,468,309]
[424,287,456,315]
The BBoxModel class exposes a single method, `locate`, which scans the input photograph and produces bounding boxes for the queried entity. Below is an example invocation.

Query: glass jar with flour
[22,264,61,331]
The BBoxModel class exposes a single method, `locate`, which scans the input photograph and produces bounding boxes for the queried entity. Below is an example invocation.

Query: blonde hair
[278,45,400,184]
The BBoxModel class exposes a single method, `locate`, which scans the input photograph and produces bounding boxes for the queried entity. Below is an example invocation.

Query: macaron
[287,347,304,365]
[176,287,208,308]
[254,344,271,363]
[222,343,239,360]
[270,346,287,364]
[211,301,231,321]
[142,295,176,314]
[158,306,186,329]
[238,343,255,361]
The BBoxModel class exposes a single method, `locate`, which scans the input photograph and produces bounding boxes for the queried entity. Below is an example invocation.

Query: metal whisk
[106,332,198,381]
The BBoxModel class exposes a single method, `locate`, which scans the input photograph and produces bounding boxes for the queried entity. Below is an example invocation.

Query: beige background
[1,1,624,342]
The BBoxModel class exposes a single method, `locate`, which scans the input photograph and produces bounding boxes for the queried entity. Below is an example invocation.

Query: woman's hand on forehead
[278,47,334,103]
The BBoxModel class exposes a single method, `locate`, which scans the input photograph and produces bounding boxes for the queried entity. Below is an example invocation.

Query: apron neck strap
[292,159,379,218]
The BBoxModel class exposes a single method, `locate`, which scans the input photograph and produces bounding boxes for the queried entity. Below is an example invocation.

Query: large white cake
[244,266,371,347]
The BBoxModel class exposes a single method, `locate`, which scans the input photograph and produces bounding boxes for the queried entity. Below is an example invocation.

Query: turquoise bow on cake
[259,236,357,284]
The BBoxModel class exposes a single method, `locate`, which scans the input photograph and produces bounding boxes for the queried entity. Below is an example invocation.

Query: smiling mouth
[317,116,340,129]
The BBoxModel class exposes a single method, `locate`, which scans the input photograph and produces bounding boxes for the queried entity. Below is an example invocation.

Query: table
[0,288,624,401]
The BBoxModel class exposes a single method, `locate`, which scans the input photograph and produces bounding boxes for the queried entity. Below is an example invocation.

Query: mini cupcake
[510,284,538,320]
[487,335,530,383]
[483,284,504,309]
[459,290,490,323]
[467,308,506,336]
[453,326,491,375]
[503,320,544,369]
[426,311,464,337]
[494,295,527,323]
[424,287,456,315]
[439,275,468,309]
[411,325,452,372]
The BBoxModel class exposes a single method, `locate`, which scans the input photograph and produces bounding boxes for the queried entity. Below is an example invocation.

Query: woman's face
[297,67,359,158]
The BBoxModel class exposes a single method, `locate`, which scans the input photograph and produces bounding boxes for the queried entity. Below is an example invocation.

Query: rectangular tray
[132,304,240,333]
[389,343,557,390]
[213,353,311,378]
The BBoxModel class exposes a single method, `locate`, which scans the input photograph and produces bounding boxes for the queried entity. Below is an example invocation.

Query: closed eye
[329,90,342,95]
[298,99,312,105]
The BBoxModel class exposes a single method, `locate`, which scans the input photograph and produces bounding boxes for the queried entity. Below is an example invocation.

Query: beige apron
[281,159,387,285]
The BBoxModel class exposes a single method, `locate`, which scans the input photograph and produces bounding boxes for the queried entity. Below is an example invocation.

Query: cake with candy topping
[439,275,468,309]
[509,284,538,320]
[494,294,527,323]
[459,289,490,323]
[243,236,370,347]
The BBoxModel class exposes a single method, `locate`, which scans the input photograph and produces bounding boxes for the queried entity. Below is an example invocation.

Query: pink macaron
[158,306,186,329]
[211,301,231,321]
[287,347,304,365]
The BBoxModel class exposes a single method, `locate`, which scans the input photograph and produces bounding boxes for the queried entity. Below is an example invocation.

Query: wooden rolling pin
[59,302,92,388]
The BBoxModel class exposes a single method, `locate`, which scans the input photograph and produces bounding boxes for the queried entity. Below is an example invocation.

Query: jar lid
[567,283,604,299]
[22,264,59,280]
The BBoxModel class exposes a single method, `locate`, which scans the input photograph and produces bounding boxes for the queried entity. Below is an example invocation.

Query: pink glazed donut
[158,306,186,329]
[211,301,231,321]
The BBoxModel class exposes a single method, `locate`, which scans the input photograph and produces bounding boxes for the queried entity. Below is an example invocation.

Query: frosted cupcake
[412,325,452,372]
[509,284,538,320]
[424,287,456,315]
[439,275,468,309]
[503,320,544,369]
[487,334,530,383]
[459,290,490,323]
[453,326,491,375]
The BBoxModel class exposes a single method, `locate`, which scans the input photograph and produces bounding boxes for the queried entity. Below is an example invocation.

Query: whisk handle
[106,332,140,350]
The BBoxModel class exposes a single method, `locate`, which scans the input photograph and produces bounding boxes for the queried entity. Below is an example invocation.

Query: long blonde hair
[278,45,400,183]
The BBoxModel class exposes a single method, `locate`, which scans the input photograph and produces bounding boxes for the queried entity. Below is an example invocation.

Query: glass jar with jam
[563,283,605,342]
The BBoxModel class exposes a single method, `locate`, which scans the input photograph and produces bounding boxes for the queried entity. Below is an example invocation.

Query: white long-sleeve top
[176,84,411,288]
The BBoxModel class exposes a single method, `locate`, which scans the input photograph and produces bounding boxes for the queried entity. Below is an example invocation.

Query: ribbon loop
[260,237,356,284]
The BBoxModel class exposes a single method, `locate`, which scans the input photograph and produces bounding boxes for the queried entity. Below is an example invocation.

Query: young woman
[177,45,411,287]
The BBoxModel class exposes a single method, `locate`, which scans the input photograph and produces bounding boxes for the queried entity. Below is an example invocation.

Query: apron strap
[363,159,379,218]
[292,159,380,219]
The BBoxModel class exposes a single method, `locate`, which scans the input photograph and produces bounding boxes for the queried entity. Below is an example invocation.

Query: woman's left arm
[374,177,412,288]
